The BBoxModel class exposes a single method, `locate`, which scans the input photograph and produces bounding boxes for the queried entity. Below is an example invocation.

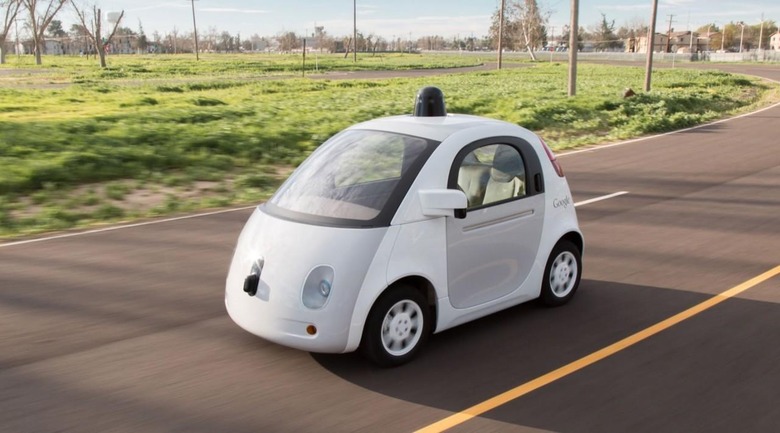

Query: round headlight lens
[319,280,331,297]
[302,265,334,309]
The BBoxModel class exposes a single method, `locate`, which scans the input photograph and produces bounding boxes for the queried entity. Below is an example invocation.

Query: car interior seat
[483,145,525,204]
[457,153,491,207]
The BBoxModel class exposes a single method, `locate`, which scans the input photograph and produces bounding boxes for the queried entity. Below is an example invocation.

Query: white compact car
[226,87,582,366]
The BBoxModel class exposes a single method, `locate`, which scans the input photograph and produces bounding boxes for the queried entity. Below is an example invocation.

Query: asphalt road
[1,64,779,433]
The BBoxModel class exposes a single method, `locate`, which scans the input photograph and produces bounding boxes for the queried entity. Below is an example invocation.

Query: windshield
[267,129,437,226]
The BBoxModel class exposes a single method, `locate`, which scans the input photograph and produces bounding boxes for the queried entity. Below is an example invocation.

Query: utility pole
[497,0,505,69]
[689,30,694,53]
[739,21,745,53]
[353,0,357,62]
[688,14,694,53]
[568,0,579,97]
[644,0,659,92]
[665,14,674,53]
[15,18,21,58]
[706,23,713,51]
[190,0,199,60]
[758,13,765,51]
[550,26,555,62]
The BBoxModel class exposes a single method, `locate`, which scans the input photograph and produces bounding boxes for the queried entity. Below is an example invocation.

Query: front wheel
[361,285,431,367]
[540,240,582,307]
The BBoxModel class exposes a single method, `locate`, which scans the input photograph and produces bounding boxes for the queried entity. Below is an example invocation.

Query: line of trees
[489,0,550,59]
[1,0,127,66]
[101,17,777,55]
[698,22,779,52]
[487,1,648,53]
[4,0,779,68]
[487,0,778,53]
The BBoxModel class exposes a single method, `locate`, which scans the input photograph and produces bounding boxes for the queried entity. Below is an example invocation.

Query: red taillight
[540,137,564,177]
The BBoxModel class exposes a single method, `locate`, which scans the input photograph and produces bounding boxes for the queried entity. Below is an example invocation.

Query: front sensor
[243,274,260,296]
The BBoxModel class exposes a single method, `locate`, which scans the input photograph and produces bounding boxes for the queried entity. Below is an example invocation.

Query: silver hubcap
[550,251,578,298]
[381,300,423,356]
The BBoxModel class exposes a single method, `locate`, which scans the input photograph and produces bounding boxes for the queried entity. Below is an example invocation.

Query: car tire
[361,285,431,367]
[540,240,582,307]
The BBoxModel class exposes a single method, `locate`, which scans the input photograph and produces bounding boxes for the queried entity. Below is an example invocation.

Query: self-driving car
[225,87,582,366]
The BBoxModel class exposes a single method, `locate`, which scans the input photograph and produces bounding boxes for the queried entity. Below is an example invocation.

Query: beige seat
[483,146,525,205]
[457,164,491,207]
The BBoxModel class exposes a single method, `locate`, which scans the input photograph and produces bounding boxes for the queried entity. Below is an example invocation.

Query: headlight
[302,265,334,309]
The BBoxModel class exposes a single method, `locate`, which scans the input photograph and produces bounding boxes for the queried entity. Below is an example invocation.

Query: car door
[446,137,545,309]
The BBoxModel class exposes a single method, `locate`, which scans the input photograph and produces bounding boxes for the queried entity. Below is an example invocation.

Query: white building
[628,33,669,53]
[44,39,67,55]
[771,31,780,51]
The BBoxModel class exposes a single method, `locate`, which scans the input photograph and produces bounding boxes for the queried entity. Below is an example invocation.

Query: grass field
[0,52,486,83]
[0,53,777,238]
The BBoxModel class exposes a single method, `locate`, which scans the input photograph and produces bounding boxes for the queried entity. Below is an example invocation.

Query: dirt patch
[0,68,52,76]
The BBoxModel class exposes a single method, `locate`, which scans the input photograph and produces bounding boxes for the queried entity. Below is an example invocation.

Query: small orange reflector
[306,325,317,335]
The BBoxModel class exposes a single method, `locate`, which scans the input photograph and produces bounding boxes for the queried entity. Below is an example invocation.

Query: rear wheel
[540,240,582,306]
[361,285,431,367]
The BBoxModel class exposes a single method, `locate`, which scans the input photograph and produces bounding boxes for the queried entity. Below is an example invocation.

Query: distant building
[628,33,669,53]
[109,34,138,54]
[17,39,34,55]
[13,35,142,56]
[544,37,566,51]
[627,31,707,53]
[0,40,13,55]
[771,31,780,51]
[667,31,707,53]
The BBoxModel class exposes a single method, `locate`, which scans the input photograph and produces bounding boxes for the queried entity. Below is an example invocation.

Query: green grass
[0,55,776,239]
[0,52,484,83]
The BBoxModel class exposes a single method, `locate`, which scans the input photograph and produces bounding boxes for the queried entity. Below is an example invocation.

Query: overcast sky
[69,0,780,39]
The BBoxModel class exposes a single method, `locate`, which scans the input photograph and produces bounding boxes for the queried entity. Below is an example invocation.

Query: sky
[76,0,780,40]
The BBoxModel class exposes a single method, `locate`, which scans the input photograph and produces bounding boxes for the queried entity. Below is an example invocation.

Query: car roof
[346,114,514,143]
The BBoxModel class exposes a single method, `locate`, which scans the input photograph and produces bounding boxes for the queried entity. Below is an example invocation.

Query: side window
[456,144,526,209]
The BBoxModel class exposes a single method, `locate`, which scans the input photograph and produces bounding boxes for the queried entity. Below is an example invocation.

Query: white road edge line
[0,206,257,249]
[558,100,780,158]
[574,191,629,207]
[1,191,629,249]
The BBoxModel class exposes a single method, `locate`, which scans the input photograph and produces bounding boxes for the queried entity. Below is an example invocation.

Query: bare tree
[171,26,178,53]
[489,2,520,50]
[218,30,231,52]
[205,25,217,52]
[364,33,374,53]
[135,19,147,53]
[277,31,299,52]
[150,30,160,52]
[22,0,67,65]
[514,0,549,60]
[313,25,330,53]
[1,0,21,64]
[70,1,123,67]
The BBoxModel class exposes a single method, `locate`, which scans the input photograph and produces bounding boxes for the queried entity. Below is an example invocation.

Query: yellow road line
[415,264,780,433]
